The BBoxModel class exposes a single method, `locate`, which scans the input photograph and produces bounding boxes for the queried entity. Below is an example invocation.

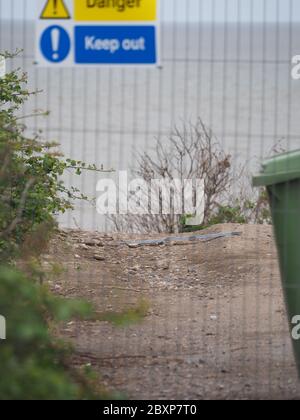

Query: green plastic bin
[253,150,300,377]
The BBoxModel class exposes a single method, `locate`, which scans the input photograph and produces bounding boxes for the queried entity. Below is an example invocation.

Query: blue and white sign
[36,0,160,67]
[75,26,157,64]
[40,25,71,63]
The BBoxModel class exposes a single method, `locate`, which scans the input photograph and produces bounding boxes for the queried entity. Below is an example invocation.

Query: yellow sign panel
[40,0,71,19]
[74,0,157,21]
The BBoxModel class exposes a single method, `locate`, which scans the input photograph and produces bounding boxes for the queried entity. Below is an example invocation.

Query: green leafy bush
[0,266,101,400]
[206,192,271,227]
[0,54,99,258]
[206,204,247,225]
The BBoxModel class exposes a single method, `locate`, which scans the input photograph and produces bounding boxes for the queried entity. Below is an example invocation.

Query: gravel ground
[44,223,300,400]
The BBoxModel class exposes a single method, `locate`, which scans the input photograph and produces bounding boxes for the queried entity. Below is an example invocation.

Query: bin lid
[253,149,300,187]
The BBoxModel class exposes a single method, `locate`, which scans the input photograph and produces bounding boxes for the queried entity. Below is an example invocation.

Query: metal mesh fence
[1,0,300,400]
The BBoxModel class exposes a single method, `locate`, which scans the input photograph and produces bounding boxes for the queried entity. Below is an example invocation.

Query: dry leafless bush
[110,119,233,233]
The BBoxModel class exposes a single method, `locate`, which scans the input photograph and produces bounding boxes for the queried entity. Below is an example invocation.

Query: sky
[0,0,300,23]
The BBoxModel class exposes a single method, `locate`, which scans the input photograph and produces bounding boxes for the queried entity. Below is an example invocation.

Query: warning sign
[36,0,159,67]
[40,0,71,19]
[74,0,156,22]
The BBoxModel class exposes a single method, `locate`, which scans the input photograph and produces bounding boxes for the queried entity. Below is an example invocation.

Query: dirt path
[45,224,300,400]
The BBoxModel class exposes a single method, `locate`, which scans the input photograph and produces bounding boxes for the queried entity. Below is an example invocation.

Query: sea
[1,21,300,231]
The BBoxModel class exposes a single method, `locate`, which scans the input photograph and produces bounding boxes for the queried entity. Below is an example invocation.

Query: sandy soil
[44,223,300,400]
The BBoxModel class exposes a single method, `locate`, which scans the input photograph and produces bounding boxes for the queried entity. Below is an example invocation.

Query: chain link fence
[1,0,300,400]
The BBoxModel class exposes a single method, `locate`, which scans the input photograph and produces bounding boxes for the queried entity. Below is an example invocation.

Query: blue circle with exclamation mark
[40,25,71,63]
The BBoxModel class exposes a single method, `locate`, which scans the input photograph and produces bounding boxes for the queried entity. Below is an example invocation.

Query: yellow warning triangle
[40,0,71,19]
